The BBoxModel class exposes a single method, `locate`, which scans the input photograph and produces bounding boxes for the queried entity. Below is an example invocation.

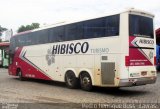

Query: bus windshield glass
[129,14,154,38]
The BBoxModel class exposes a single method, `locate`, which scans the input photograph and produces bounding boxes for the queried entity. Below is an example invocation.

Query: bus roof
[12,30,32,37]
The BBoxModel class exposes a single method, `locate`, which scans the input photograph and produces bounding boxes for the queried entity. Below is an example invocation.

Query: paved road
[0,68,160,109]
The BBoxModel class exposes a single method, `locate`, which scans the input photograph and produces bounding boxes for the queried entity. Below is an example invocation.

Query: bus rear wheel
[80,72,92,91]
[65,71,78,89]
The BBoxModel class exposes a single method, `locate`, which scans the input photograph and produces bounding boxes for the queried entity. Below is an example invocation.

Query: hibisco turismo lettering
[52,42,89,54]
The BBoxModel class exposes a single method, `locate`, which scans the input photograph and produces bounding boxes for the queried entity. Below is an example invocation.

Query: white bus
[9,8,157,91]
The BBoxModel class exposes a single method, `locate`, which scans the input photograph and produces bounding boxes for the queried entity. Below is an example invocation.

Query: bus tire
[65,71,78,89]
[80,72,92,91]
[17,69,25,81]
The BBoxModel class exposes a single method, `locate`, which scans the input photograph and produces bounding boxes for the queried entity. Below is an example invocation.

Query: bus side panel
[9,47,52,80]
[9,47,23,76]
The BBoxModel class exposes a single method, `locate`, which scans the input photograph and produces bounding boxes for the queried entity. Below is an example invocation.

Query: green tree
[0,25,7,42]
[31,23,40,29]
[0,25,7,36]
[17,23,40,33]
[17,25,26,33]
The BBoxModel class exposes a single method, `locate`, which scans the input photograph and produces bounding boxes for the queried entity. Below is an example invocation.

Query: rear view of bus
[122,9,157,86]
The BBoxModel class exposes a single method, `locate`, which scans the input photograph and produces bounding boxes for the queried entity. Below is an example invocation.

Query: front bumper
[119,77,157,87]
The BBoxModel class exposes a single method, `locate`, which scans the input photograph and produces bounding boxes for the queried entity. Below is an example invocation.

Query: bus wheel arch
[79,71,93,91]
[65,70,79,89]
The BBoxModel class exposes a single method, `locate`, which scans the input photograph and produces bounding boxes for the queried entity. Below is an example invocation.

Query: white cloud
[0,0,160,33]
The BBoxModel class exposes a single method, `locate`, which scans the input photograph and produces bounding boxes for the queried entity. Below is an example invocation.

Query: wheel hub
[82,77,90,85]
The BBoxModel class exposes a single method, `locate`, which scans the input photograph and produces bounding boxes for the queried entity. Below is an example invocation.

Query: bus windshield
[129,14,154,38]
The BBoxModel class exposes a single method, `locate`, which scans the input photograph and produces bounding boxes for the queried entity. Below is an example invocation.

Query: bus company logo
[51,42,89,55]
[139,39,154,45]
[46,47,55,65]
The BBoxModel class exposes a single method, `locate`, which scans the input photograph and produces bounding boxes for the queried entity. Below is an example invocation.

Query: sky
[0,0,160,33]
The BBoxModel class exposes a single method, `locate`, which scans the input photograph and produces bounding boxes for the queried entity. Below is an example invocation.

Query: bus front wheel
[65,71,78,89]
[17,69,25,81]
[80,72,92,91]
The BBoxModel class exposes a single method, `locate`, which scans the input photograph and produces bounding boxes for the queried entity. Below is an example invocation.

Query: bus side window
[9,54,14,65]
[54,26,65,42]
[36,29,49,44]
[83,18,105,39]
[105,15,120,36]
[48,28,56,43]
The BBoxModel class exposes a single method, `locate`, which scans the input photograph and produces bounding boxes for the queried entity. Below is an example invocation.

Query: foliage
[0,25,7,32]
[0,26,7,42]
[0,25,7,36]
[17,23,40,33]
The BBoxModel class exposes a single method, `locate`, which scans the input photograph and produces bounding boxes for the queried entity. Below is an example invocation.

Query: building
[0,29,13,42]
[0,42,9,67]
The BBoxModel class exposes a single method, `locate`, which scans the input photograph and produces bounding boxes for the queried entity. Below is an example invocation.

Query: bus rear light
[125,56,129,66]
[116,77,119,79]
